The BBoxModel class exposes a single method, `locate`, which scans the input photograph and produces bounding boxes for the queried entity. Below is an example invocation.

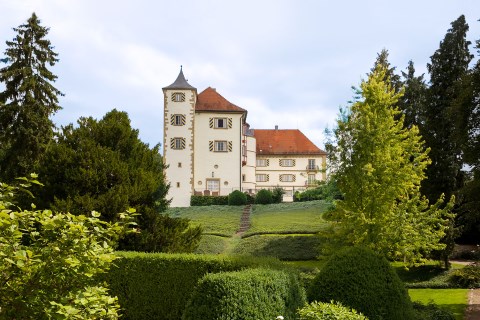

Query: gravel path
[465,289,480,320]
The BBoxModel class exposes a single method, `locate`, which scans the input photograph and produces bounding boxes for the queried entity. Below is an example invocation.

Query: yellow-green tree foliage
[328,66,454,265]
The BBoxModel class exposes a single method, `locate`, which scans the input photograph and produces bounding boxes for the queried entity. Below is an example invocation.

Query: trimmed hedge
[190,195,228,206]
[298,301,368,320]
[182,268,306,320]
[308,247,415,320]
[104,252,284,320]
[228,190,247,205]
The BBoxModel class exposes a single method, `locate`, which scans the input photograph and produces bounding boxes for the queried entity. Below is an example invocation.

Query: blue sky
[1,0,479,150]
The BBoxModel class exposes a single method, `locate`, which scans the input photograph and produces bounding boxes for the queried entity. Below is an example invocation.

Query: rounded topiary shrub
[298,301,368,320]
[307,247,414,320]
[182,268,306,320]
[255,189,273,204]
[228,190,247,206]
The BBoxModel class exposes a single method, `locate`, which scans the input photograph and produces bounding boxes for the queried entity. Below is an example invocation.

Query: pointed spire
[163,66,196,90]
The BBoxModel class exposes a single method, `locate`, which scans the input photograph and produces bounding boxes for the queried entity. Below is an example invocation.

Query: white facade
[163,70,326,207]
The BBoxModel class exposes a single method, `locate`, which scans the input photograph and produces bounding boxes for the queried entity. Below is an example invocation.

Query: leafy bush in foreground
[0,177,133,319]
[448,263,480,288]
[308,247,414,320]
[412,302,455,320]
[183,268,306,320]
[298,300,368,320]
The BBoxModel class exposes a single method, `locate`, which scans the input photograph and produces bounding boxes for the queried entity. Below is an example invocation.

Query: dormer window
[171,92,185,102]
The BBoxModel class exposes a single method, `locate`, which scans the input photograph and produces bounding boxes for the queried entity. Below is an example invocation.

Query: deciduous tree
[327,65,454,265]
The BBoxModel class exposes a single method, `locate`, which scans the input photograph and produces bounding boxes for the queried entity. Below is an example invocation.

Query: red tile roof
[196,87,247,113]
[254,129,326,155]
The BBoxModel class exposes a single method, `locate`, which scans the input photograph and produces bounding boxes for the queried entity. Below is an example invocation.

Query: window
[214,141,228,152]
[280,159,295,167]
[280,174,295,182]
[206,179,220,191]
[178,162,182,168]
[308,159,316,170]
[242,174,246,182]
[176,182,180,188]
[242,145,247,156]
[171,114,185,126]
[256,159,269,167]
[256,174,269,182]
[171,92,185,102]
[171,137,185,150]
[308,174,316,185]
[214,118,227,129]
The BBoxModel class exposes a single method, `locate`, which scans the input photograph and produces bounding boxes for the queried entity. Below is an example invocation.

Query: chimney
[275,125,278,130]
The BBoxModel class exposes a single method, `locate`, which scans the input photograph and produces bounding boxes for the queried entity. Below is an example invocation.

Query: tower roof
[196,87,247,113]
[163,67,196,90]
[254,129,326,155]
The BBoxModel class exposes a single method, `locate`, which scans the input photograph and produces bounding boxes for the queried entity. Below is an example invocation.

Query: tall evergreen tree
[423,15,473,202]
[327,65,454,266]
[0,13,63,182]
[398,61,428,129]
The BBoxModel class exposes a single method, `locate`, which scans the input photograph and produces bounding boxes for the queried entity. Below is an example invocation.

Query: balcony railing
[306,165,320,171]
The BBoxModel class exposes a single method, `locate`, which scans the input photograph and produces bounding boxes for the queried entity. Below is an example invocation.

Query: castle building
[163,68,326,207]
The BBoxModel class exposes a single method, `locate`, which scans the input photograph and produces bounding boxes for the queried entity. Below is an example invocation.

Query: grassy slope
[248,201,329,234]
[409,289,468,320]
[167,205,243,236]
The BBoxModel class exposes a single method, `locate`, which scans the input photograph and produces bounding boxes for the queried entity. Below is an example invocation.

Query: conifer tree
[370,49,402,94]
[328,65,454,265]
[398,61,427,129]
[423,15,473,202]
[0,13,63,182]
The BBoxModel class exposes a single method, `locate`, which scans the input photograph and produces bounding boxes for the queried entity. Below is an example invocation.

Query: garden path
[236,204,252,236]
[465,289,480,320]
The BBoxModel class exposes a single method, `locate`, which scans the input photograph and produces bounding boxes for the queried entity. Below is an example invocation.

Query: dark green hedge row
[190,195,228,206]
[183,268,306,320]
[104,252,284,320]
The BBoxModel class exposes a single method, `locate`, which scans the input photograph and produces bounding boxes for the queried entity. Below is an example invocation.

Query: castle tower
[163,67,196,207]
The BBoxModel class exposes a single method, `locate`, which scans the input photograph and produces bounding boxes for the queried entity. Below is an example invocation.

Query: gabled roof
[254,129,326,155]
[163,67,196,90]
[196,87,247,113]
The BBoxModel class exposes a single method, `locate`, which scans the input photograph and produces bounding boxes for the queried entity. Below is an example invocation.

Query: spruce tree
[398,61,427,129]
[370,49,402,94]
[423,15,473,202]
[328,65,454,265]
[0,13,63,182]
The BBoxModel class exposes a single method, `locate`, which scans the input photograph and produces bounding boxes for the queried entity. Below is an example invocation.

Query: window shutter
[228,118,233,128]
[209,118,214,128]
[209,141,214,151]
[228,141,233,152]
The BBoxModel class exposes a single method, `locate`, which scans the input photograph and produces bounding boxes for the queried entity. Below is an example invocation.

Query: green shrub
[307,247,414,320]
[256,189,273,204]
[228,190,247,205]
[272,187,285,203]
[190,195,228,206]
[298,301,368,320]
[412,302,455,320]
[182,268,306,320]
[245,192,255,204]
[104,252,284,320]
[448,263,480,288]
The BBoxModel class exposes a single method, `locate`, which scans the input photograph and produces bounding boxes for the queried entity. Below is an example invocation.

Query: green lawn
[409,289,468,320]
[167,205,243,236]
[247,200,330,234]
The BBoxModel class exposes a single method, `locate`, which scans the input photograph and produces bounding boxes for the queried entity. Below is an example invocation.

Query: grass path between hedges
[409,289,468,320]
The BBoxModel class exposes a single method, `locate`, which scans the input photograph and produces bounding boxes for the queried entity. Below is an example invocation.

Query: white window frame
[308,174,316,185]
[256,159,268,167]
[280,174,294,182]
[256,174,268,182]
[206,179,220,191]
[172,138,184,150]
[214,141,228,152]
[214,118,228,129]
[280,159,294,167]
[172,92,185,102]
[173,114,184,126]
[308,159,316,170]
